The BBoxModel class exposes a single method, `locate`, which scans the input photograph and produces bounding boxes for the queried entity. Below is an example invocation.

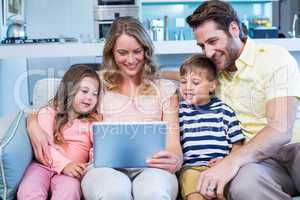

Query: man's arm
[231,96,297,163]
[27,113,52,165]
[197,96,298,199]
[230,142,243,152]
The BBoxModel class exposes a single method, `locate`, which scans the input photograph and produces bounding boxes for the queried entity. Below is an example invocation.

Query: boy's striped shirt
[179,98,245,166]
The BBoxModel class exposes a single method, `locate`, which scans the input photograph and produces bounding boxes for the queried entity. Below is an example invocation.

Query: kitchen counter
[0,42,104,59]
[1,38,300,59]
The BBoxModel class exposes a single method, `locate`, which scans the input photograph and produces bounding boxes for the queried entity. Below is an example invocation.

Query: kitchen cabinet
[276,0,300,37]
[141,0,277,40]
[141,0,278,3]
[25,0,94,39]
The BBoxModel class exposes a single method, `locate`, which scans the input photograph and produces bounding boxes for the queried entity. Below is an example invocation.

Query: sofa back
[32,78,61,109]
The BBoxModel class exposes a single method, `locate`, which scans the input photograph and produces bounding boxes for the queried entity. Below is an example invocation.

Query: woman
[27,17,182,200]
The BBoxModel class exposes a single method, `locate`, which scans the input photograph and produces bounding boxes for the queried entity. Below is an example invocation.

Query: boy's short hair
[179,54,217,81]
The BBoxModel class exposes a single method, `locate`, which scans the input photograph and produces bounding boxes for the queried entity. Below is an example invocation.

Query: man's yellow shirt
[216,38,300,143]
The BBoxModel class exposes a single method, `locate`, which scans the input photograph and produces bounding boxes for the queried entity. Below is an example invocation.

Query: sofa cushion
[0,113,17,143]
[0,111,33,200]
[32,78,61,109]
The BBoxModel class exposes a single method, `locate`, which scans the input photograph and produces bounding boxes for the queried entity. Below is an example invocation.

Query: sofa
[0,78,60,200]
[1,77,300,200]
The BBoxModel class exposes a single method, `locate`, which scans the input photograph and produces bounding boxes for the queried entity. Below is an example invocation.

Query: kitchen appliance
[164,16,169,41]
[1,37,78,44]
[277,0,300,38]
[94,5,139,39]
[292,13,300,38]
[249,27,278,38]
[175,18,185,40]
[150,18,164,41]
[97,0,135,6]
[6,21,27,39]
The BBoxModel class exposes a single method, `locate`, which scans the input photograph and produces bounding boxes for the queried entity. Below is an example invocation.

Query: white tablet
[92,121,167,168]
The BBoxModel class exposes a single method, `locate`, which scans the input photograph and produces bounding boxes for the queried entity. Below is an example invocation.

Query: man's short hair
[179,54,217,81]
[186,0,241,37]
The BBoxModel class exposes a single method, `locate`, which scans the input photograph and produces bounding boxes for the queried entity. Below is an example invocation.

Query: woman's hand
[62,162,87,180]
[146,150,181,173]
[27,113,52,166]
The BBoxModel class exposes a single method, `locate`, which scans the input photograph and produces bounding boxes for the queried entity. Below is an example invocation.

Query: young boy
[178,54,245,200]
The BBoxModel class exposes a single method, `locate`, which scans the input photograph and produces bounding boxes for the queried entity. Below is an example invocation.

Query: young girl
[17,65,101,200]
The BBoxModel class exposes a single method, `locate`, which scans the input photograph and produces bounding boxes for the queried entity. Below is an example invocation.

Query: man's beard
[223,40,240,72]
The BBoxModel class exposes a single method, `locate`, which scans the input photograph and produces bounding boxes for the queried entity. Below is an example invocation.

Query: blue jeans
[81,167,178,200]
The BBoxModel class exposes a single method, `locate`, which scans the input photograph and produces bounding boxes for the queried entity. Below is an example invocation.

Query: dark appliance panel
[98,0,135,6]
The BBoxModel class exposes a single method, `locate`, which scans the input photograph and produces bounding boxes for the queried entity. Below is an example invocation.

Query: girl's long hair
[102,16,158,94]
[52,65,101,144]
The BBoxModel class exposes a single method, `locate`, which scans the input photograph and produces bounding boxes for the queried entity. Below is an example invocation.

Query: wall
[25,0,94,39]
[0,60,2,114]
[0,59,29,116]
[0,1,5,40]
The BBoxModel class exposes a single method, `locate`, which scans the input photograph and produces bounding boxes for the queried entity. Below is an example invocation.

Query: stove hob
[1,38,74,44]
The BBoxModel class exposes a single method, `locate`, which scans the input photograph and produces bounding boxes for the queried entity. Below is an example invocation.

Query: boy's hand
[208,157,223,167]
[62,162,87,179]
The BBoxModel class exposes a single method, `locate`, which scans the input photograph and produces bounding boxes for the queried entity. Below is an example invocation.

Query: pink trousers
[17,162,81,200]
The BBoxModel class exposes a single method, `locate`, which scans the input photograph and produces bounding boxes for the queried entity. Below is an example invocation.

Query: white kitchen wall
[0,60,2,114]
[25,0,94,39]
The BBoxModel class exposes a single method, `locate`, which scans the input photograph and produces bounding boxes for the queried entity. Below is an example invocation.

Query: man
[184,0,300,200]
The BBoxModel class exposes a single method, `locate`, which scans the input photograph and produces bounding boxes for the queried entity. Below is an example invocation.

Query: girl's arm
[34,107,75,174]
[27,113,52,165]
[62,162,87,180]
[49,147,72,174]
[147,94,183,173]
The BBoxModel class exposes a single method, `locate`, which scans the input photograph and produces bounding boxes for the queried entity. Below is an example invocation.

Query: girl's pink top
[38,106,92,173]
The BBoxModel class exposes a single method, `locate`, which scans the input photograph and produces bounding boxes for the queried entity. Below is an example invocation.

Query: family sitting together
[18,0,300,200]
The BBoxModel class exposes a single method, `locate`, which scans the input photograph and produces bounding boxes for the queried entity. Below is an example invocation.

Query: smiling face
[113,34,145,81]
[179,69,217,105]
[194,20,243,71]
[71,77,99,117]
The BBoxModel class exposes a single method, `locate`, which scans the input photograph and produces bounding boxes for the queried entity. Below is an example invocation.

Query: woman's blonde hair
[102,16,158,94]
[52,65,101,144]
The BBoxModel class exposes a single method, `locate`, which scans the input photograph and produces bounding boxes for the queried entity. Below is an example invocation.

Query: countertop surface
[1,38,300,59]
